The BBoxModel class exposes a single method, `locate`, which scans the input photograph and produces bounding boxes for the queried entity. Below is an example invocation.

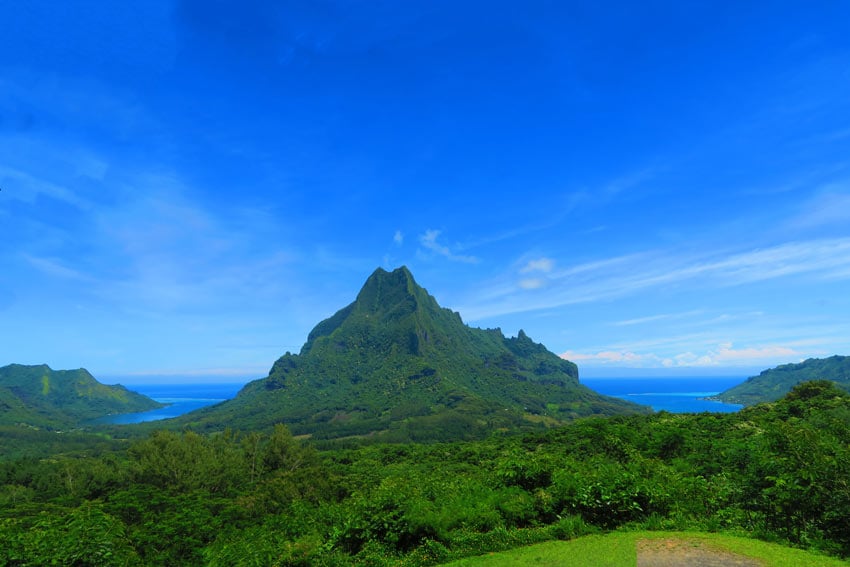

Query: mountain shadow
[179,266,650,442]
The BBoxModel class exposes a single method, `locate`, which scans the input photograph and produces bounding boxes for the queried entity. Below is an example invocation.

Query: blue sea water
[96,376,745,424]
[93,383,246,425]
[582,376,745,413]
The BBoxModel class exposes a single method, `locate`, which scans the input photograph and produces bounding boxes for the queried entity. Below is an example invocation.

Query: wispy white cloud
[665,343,805,368]
[790,185,850,229]
[461,238,850,321]
[518,278,546,290]
[556,288,850,372]
[0,165,93,210]
[512,257,556,291]
[708,343,801,363]
[3,169,298,318]
[394,230,404,245]
[22,254,92,281]
[611,310,704,327]
[559,167,660,215]
[600,319,848,358]
[551,307,847,371]
[520,257,554,273]
[453,167,660,254]
[600,167,659,197]
[561,350,663,365]
[562,342,804,369]
[419,229,479,264]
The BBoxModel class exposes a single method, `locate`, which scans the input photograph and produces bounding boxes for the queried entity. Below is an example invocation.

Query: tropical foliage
[2,381,850,565]
[4,269,849,564]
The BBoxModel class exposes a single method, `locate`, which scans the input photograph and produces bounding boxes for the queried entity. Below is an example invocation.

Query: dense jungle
[2,380,849,566]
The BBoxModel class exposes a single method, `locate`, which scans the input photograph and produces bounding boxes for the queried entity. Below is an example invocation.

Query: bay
[583,376,745,413]
[92,382,245,425]
[96,376,746,425]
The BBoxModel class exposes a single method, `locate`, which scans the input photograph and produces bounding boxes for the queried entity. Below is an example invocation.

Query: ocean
[582,376,745,413]
[92,382,245,425]
[96,376,745,424]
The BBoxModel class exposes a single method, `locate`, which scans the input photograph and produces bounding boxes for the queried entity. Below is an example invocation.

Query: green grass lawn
[442,531,850,566]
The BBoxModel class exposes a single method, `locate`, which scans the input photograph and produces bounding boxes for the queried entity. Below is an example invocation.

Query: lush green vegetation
[715,355,850,405]
[0,426,129,461]
[175,267,648,441]
[2,380,850,565]
[443,531,850,566]
[5,272,849,564]
[0,364,162,428]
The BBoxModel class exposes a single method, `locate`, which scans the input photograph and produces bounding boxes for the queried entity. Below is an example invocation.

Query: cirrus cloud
[460,237,850,321]
[561,342,804,369]
[418,229,479,264]
[520,257,554,273]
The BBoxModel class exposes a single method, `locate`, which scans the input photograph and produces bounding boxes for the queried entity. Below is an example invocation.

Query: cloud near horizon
[561,342,805,369]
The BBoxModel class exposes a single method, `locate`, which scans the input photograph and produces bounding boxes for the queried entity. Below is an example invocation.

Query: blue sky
[2,1,850,382]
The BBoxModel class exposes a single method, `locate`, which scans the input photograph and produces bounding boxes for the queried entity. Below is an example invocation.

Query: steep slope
[181,266,649,441]
[0,364,163,427]
[715,355,850,405]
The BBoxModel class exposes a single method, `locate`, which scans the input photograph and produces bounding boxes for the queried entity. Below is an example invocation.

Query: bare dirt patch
[637,538,764,567]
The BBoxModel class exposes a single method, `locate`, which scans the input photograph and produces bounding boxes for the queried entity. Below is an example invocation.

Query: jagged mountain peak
[184,267,649,442]
[301,266,454,355]
[361,265,416,290]
[354,265,424,314]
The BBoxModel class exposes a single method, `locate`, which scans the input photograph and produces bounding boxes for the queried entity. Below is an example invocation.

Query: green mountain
[715,355,850,405]
[180,266,649,441]
[0,364,163,427]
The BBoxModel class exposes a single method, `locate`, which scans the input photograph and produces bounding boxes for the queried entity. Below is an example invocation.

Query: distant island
[711,355,850,405]
[0,363,163,428]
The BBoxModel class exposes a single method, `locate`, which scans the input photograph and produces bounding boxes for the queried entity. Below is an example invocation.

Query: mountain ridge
[714,355,850,405]
[0,363,164,427]
[180,266,649,441]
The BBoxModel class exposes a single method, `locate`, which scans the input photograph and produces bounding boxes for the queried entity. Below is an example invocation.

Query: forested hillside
[0,364,163,428]
[2,381,849,565]
[716,355,850,405]
[176,267,648,441]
